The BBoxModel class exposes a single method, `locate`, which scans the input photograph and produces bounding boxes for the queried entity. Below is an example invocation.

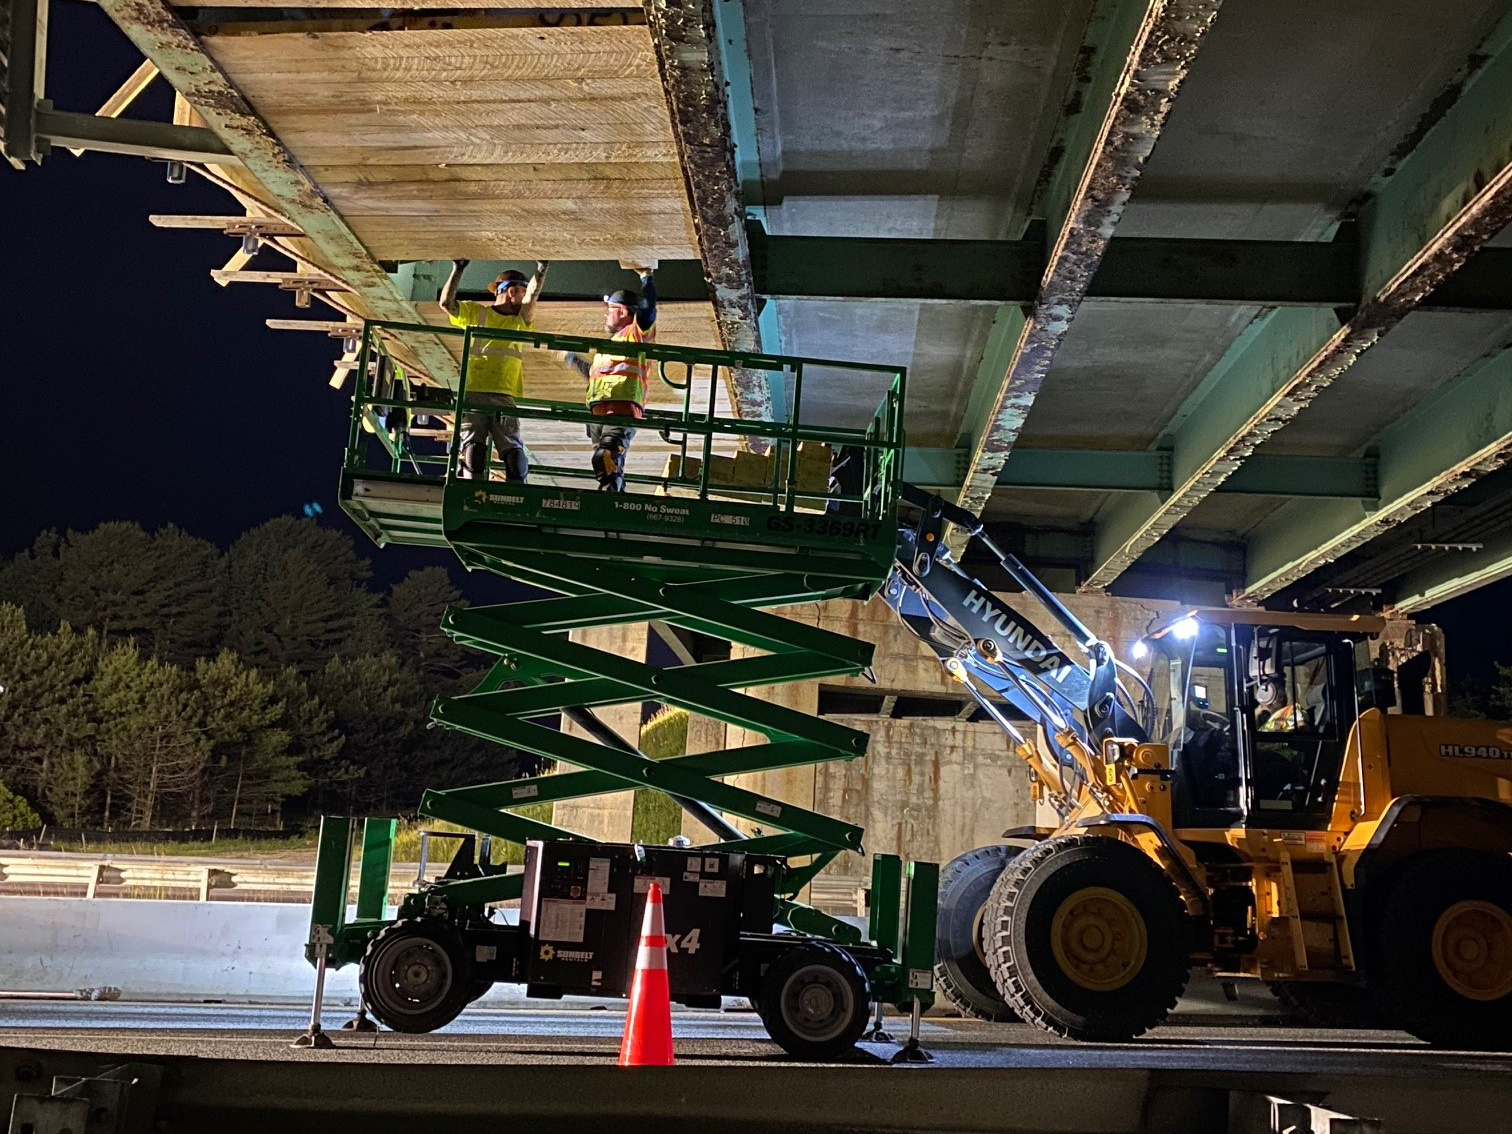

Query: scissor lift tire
[359,918,475,1034]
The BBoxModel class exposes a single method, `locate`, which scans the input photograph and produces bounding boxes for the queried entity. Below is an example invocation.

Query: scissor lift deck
[311,321,935,1058]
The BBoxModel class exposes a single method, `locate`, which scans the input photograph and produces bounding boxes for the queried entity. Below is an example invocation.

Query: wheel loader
[887,486,1512,1048]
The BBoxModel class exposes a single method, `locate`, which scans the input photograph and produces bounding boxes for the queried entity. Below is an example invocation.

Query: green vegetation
[392,802,556,866]
[0,781,41,830]
[0,518,534,832]
[49,833,319,858]
[631,706,687,846]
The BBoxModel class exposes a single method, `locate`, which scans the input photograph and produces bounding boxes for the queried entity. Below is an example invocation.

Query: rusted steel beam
[643,0,772,428]
[1084,15,1512,591]
[1235,349,1512,604]
[90,0,459,386]
[952,0,1222,528]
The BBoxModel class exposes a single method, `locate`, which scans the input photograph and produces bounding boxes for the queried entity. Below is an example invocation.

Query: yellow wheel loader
[887,486,1512,1047]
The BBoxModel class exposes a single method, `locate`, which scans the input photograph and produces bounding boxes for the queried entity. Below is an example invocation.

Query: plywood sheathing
[200,25,701,263]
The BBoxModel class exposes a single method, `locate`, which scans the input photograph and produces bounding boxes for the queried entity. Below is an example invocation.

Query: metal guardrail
[0,852,869,911]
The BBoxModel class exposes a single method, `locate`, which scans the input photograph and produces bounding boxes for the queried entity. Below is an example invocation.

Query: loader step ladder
[337,320,907,938]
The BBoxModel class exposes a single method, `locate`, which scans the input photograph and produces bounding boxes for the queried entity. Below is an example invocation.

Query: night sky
[2,2,1507,683]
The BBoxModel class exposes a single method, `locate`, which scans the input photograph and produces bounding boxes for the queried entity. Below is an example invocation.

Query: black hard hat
[604,288,639,307]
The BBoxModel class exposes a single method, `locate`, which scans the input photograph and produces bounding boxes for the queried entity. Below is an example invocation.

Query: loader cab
[1138,610,1388,830]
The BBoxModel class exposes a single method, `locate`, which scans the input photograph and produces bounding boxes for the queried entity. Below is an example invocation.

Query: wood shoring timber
[94,0,459,385]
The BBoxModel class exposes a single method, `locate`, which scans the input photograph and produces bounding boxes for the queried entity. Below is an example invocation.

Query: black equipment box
[519,840,780,999]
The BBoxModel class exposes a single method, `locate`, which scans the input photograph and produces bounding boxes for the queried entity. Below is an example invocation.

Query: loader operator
[559,265,657,492]
[439,258,549,482]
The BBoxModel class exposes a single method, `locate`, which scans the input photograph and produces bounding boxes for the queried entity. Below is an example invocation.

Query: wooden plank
[268,99,662,133]
[244,77,662,113]
[306,160,680,186]
[205,51,654,83]
[204,24,654,66]
[96,59,159,117]
[211,268,344,287]
[334,196,689,221]
[150,213,303,233]
[266,319,363,332]
[275,119,672,152]
[286,141,681,166]
[177,0,633,7]
[97,0,460,385]
[348,229,695,263]
[324,179,686,209]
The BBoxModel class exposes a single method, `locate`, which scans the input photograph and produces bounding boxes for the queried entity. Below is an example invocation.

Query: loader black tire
[1370,850,1512,1050]
[935,844,1022,1021]
[985,835,1191,1042]
[1268,981,1381,1029]
[359,918,474,1034]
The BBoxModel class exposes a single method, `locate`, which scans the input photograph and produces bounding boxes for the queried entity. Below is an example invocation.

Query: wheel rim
[780,963,854,1044]
[375,938,454,1014]
[1432,899,1512,1002]
[1049,886,1148,992]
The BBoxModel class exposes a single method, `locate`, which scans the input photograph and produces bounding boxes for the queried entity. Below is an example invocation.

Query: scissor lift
[301,320,936,1059]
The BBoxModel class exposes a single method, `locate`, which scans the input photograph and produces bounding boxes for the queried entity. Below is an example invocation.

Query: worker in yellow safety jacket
[560,264,656,492]
[439,257,549,481]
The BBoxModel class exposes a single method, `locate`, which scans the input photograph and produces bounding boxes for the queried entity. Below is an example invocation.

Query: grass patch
[632,706,687,846]
[392,802,555,867]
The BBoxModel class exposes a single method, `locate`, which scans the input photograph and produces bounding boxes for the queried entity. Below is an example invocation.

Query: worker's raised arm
[636,269,656,332]
[521,260,549,326]
[439,258,468,317]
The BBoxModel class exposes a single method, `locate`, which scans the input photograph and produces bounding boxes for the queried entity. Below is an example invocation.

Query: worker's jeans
[458,392,525,480]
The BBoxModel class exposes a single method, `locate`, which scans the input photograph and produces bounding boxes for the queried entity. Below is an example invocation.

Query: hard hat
[604,288,639,307]
[493,270,529,293]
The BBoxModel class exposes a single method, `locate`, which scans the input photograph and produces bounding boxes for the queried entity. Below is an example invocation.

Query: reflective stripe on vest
[587,322,654,407]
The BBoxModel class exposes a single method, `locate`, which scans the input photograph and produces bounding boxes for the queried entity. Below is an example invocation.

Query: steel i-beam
[1085,12,1512,591]
[951,0,1223,544]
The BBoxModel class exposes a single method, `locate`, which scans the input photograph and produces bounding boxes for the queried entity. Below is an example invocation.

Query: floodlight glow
[1130,639,1149,660]
[1172,616,1200,641]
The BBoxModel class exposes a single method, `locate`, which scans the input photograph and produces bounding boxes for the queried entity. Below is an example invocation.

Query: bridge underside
[10,0,1512,612]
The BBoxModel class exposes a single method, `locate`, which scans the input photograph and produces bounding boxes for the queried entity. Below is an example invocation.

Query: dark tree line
[0,518,528,829]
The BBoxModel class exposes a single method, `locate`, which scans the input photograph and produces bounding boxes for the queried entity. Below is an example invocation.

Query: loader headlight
[1172,616,1200,641]
[1130,639,1149,661]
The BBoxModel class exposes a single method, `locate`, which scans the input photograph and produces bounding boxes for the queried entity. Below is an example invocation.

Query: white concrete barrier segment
[0,898,1279,1015]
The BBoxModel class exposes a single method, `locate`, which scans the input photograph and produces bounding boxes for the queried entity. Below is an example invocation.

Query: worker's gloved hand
[453,258,470,271]
[536,260,549,273]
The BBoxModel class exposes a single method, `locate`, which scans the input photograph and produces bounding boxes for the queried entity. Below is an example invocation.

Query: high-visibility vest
[587,320,655,407]
[450,301,531,396]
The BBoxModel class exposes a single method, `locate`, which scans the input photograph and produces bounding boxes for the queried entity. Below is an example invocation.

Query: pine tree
[387,567,471,679]
[194,651,303,826]
[310,654,423,812]
[0,605,100,812]
[93,645,208,829]
[43,751,98,827]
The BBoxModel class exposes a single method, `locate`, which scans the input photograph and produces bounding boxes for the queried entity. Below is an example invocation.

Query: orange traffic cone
[619,882,675,1066]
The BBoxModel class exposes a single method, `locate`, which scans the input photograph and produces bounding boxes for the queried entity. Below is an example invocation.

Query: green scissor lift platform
[303,319,936,1059]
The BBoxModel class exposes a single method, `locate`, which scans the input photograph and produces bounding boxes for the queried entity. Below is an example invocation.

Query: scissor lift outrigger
[300,320,937,1059]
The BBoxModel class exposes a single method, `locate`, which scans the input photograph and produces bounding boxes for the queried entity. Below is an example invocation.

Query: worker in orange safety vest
[559,264,656,492]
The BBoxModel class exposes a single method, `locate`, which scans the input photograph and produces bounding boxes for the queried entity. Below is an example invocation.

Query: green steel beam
[355,817,396,921]
[1237,348,1512,602]
[952,0,1222,534]
[93,0,460,386]
[750,228,1512,310]
[1392,525,1512,614]
[393,259,708,305]
[1,0,47,167]
[905,446,1378,500]
[1084,11,1512,590]
[33,107,238,163]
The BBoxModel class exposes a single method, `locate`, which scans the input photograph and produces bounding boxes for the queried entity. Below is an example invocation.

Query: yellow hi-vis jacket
[450,301,532,397]
[587,319,655,407]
